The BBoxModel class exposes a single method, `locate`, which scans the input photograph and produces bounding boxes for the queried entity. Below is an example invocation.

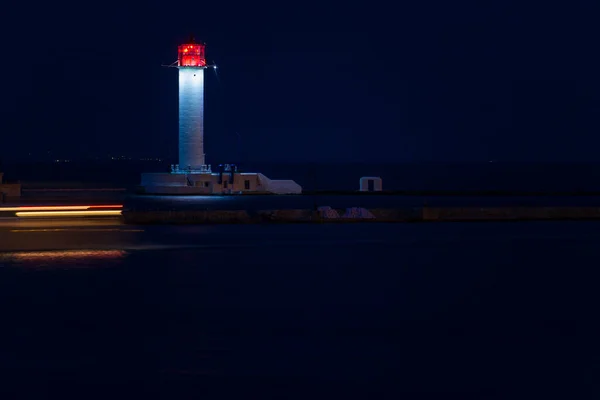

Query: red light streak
[16,210,122,217]
[0,204,124,215]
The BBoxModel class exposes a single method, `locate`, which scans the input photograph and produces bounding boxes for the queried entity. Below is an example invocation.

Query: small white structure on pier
[359,176,382,192]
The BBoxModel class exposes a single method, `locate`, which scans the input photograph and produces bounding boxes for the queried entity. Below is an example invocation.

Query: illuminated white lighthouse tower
[177,38,210,171]
[139,38,302,195]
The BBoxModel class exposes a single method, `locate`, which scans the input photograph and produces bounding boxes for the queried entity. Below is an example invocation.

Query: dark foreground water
[0,222,599,398]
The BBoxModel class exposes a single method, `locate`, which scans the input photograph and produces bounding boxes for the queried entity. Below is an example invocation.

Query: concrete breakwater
[122,207,600,224]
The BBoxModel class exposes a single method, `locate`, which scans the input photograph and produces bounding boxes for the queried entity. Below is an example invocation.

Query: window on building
[204,181,209,187]
[244,180,250,190]
[223,181,228,189]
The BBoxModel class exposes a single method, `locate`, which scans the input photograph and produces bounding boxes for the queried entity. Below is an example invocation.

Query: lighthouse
[139,38,302,195]
[177,37,209,171]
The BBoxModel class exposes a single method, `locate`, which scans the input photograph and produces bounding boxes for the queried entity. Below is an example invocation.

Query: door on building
[367,179,375,192]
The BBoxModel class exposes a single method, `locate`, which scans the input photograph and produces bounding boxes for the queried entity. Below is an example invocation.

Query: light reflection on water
[0,250,127,269]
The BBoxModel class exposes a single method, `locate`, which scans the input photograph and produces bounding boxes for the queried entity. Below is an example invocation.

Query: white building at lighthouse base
[140,165,301,195]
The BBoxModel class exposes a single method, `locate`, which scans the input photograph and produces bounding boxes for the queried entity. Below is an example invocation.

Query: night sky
[1,1,599,164]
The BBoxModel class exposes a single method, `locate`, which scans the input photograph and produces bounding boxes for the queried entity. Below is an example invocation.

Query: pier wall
[122,207,600,224]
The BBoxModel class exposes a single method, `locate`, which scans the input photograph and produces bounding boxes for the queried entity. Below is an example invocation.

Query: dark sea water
[0,223,599,398]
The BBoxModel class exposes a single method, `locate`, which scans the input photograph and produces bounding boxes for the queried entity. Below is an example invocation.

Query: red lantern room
[178,42,206,67]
